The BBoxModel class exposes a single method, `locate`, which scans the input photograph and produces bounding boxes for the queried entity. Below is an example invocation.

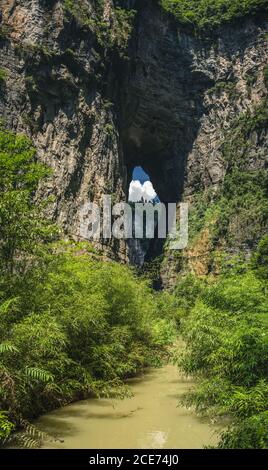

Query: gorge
[0,0,267,275]
[0,0,267,451]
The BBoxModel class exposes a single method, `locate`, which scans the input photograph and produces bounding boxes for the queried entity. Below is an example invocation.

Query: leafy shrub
[218,412,268,449]
[176,251,268,448]
[0,130,57,278]
[173,274,206,315]
[0,412,14,441]
[112,7,136,54]
[160,0,268,30]
[0,26,10,41]
[63,0,135,53]
[252,235,268,279]
[0,69,7,84]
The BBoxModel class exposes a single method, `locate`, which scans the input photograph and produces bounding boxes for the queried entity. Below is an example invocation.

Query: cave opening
[126,165,163,270]
[124,135,184,206]
[119,94,194,280]
[124,141,184,272]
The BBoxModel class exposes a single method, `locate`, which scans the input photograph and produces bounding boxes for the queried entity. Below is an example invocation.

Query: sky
[129,166,159,202]
[132,166,150,184]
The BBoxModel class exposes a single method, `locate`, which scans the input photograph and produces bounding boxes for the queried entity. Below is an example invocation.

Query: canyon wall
[0,0,267,282]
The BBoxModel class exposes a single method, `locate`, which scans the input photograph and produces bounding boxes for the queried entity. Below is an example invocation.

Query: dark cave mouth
[123,129,184,205]
[122,119,187,273]
[125,158,181,272]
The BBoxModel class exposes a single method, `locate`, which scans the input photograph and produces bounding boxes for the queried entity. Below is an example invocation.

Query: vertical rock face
[0,0,129,259]
[121,2,267,198]
[0,0,267,272]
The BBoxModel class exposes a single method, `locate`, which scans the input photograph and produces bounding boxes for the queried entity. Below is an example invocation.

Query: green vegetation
[0,0,266,452]
[0,69,7,85]
[104,123,115,136]
[0,130,56,276]
[173,245,268,448]
[63,0,103,29]
[208,80,239,100]
[0,245,174,445]
[188,99,268,254]
[168,95,268,448]
[264,65,268,89]
[252,235,268,280]
[0,129,174,446]
[63,0,135,54]
[218,100,268,247]
[218,412,268,449]
[112,7,136,53]
[15,43,57,64]
[245,70,258,89]
[160,0,268,29]
[0,25,10,41]
[0,412,14,440]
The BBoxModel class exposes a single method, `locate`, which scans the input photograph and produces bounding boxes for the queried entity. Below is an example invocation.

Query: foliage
[63,0,102,29]
[160,0,268,30]
[0,245,173,442]
[0,69,7,84]
[188,188,218,242]
[222,99,268,166]
[0,130,172,446]
[0,25,10,41]
[140,255,164,289]
[175,245,268,448]
[63,0,135,54]
[218,412,268,449]
[0,412,14,441]
[173,274,206,316]
[252,235,268,279]
[0,130,57,277]
[214,99,268,248]
[208,80,240,101]
[112,7,136,54]
[187,100,268,254]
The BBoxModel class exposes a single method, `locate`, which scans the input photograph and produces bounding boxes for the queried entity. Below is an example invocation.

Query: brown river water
[34,364,220,449]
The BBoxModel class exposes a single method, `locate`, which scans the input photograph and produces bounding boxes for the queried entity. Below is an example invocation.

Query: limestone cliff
[0,0,267,282]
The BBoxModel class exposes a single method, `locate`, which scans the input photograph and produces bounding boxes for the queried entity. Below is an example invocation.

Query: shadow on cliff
[115,0,215,267]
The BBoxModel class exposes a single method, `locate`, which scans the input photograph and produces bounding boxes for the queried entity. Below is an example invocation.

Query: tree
[0,129,57,279]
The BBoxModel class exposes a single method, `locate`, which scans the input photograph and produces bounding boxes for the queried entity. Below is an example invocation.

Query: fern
[20,418,51,441]
[5,418,52,449]
[0,343,19,354]
[25,367,54,383]
[0,412,14,441]
[0,298,18,315]
[16,434,39,449]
